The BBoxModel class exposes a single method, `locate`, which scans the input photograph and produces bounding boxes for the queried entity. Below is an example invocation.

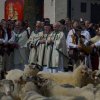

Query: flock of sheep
[0,63,100,100]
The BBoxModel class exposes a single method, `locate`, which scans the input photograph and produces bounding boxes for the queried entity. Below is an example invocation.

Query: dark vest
[7,28,12,40]
[0,29,5,39]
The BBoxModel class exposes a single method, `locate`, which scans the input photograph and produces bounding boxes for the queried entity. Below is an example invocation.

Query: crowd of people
[0,18,100,76]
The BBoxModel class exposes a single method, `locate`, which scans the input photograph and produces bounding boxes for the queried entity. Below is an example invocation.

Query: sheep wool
[38,79,95,100]
[49,96,87,100]
[95,84,100,100]
[23,64,39,78]
[37,63,88,87]
[20,82,39,100]
[6,69,24,82]
[1,95,14,100]
[23,91,46,100]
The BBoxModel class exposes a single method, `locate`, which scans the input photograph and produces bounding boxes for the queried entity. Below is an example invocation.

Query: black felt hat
[44,22,51,26]
[59,19,65,25]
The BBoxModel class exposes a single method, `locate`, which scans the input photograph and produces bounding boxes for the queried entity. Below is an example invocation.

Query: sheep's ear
[80,62,85,66]
[36,64,43,71]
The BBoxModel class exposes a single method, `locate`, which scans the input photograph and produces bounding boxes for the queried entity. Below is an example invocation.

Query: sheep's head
[90,70,100,85]
[74,64,89,77]
[0,79,14,95]
[23,64,41,79]
[73,64,90,87]
[35,76,56,96]
[35,76,50,89]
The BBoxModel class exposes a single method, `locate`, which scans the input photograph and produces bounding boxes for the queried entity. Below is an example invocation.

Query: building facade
[0,0,6,20]
[71,0,100,23]
[1,0,100,23]
[44,0,100,23]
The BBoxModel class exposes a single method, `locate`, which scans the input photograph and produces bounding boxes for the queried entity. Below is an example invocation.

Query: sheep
[36,77,82,97]
[36,77,95,100]
[5,64,40,89]
[23,91,47,100]
[23,64,40,80]
[0,79,14,95]
[48,96,87,100]
[21,80,86,100]
[0,79,19,100]
[20,82,39,100]
[6,69,24,83]
[1,95,14,100]
[0,93,5,100]
[37,63,89,87]
[24,92,86,100]
[79,84,95,100]
[5,64,41,100]
[86,70,100,86]
[6,64,40,83]
[95,84,100,100]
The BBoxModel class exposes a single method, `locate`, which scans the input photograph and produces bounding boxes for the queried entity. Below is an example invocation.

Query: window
[81,2,87,13]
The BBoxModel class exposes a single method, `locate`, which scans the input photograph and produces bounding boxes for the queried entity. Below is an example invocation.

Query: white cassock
[47,31,68,73]
[27,31,40,64]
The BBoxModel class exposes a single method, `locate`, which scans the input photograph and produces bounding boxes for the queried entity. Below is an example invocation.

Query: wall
[44,0,55,24]
[55,0,67,22]
[0,0,6,20]
[44,0,68,23]
[71,0,100,21]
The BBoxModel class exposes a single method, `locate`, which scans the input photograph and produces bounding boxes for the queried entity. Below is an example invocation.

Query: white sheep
[20,82,39,100]
[37,63,89,87]
[6,69,24,83]
[6,64,40,83]
[23,64,40,79]
[36,78,95,100]
[36,78,81,97]
[80,84,95,100]
[0,79,19,100]
[1,95,14,100]
[0,79,14,95]
[23,91,46,100]
[5,64,40,100]
[49,96,87,100]
[95,84,100,100]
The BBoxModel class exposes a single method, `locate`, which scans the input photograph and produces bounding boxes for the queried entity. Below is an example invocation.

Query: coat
[47,31,68,68]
